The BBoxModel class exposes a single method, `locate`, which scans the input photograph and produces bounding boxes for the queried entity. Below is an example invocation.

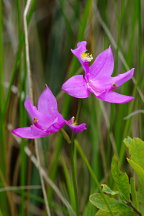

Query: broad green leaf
[124,137,144,169]
[101,184,119,196]
[111,156,130,201]
[128,159,144,186]
[130,177,138,209]
[95,210,136,216]
[89,193,131,212]
[128,159,144,203]
[125,137,144,205]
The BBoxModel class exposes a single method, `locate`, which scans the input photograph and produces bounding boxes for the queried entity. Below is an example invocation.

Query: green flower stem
[71,134,79,216]
[60,128,71,144]
[61,129,79,215]
[74,139,114,216]
[70,100,82,216]
[0,0,6,176]
[61,101,82,216]
[60,127,113,216]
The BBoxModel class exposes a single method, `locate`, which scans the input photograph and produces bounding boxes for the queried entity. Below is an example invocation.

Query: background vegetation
[0,0,144,215]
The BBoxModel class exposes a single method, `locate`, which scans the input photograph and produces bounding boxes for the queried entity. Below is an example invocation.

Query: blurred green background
[0,0,144,215]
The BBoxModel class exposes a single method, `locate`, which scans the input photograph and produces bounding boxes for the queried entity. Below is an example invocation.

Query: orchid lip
[81,51,93,62]
[70,116,78,126]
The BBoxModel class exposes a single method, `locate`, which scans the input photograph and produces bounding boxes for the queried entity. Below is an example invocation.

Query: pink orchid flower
[62,41,134,103]
[12,86,86,139]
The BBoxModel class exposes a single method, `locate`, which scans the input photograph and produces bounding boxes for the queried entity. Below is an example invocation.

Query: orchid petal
[38,86,58,116]
[87,78,112,96]
[71,41,91,73]
[97,91,134,104]
[71,41,87,60]
[12,125,48,139]
[12,84,86,140]
[66,120,87,133]
[46,114,65,133]
[62,75,90,98]
[88,68,134,94]
[24,97,40,119]
[111,68,134,87]
[24,96,54,129]
[89,47,114,79]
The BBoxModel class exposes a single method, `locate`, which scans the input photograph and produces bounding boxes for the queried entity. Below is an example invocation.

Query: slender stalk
[75,139,114,216]
[0,0,6,176]
[58,129,113,215]
[23,0,51,215]
[70,100,82,215]
[23,0,33,102]
[61,101,113,215]
[16,1,27,215]
[60,129,79,215]
[3,0,37,114]
[70,134,79,216]
[99,101,118,159]
[0,1,7,213]
[0,0,4,112]
[35,140,51,216]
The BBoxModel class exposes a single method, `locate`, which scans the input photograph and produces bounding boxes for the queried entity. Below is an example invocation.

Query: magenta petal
[12,125,48,139]
[12,84,86,139]
[66,120,87,133]
[87,78,112,96]
[111,68,134,87]
[24,96,53,129]
[38,86,58,116]
[97,91,134,104]
[89,47,114,79]
[87,68,134,95]
[24,97,40,119]
[62,75,90,98]
[71,41,90,73]
[46,114,65,133]
[71,41,87,60]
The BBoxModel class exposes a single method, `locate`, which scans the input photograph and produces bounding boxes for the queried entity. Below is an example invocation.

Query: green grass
[0,0,144,215]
